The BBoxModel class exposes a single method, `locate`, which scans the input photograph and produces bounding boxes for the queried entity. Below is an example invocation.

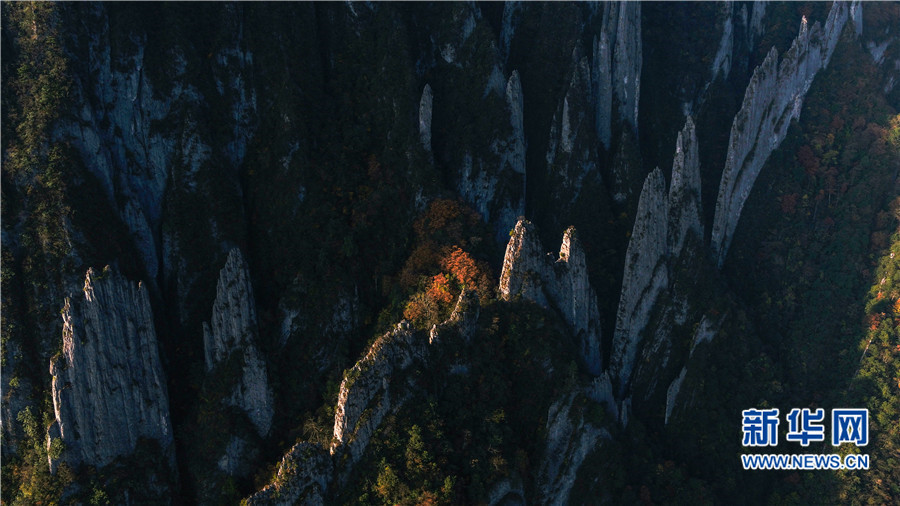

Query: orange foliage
[427,273,454,304]
[442,246,494,301]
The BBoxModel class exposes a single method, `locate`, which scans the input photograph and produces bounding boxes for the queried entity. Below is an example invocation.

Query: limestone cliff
[47,267,173,470]
[500,219,603,374]
[202,248,273,437]
[546,43,602,214]
[537,393,610,505]
[418,84,433,153]
[612,1,641,133]
[592,31,613,150]
[331,292,479,467]
[667,116,703,257]
[610,168,668,395]
[711,1,853,267]
[244,442,332,506]
[249,292,479,500]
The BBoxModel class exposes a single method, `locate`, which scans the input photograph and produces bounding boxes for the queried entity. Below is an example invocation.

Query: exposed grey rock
[505,71,526,177]
[499,219,550,306]
[587,372,618,420]
[664,314,722,425]
[711,3,734,81]
[500,219,603,374]
[537,393,610,505]
[611,168,668,395]
[330,292,478,468]
[546,44,602,213]
[203,249,274,437]
[245,442,332,506]
[418,84,433,152]
[330,321,421,465]
[592,31,613,150]
[56,5,192,281]
[748,1,767,42]
[665,367,687,425]
[499,1,524,62]
[711,2,852,267]
[217,437,250,476]
[613,1,641,132]
[47,267,173,470]
[667,116,703,257]
[850,0,863,36]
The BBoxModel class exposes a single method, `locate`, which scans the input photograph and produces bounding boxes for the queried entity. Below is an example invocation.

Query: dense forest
[1,1,898,505]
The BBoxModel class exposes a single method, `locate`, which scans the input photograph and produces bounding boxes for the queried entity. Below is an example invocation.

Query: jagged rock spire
[48,267,173,471]
[611,168,668,395]
[667,115,703,256]
[500,219,603,374]
[203,248,274,437]
[711,1,852,267]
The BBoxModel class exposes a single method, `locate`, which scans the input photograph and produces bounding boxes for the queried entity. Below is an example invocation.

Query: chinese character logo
[832,409,868,446]
[742,408,780,447]
[785,408,826,446]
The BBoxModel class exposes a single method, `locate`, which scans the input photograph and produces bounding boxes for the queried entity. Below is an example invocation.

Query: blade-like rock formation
[47,267,173,470]
[202,248,274,437]
[500,219,603,374]
[711,1,853,267]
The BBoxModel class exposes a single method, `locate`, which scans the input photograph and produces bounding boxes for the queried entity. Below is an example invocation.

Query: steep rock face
[664,314,723,425]
[500,219,603,374]
[59,6,176,281]
[592,31,613,150]
[711,2,852,267]
[667,116,703,257]
[537,393,610,505]
[546,44,602,214]
[612,1,641,133]
[418,84,433,152]
[47,267,172,470]
[499,219,551,306]
[202,248,274,437]
[609,116,703,401]
[330,321,425,465]
[711,3,734,82]
[245,442,332,506]
[331,292,479,468]
[611,168,668,394]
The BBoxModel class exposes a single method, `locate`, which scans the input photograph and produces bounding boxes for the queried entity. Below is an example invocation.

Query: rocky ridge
[500,219,603,374]
[711,1,856,267]
[248,292,479,502]
[610,115,703,397]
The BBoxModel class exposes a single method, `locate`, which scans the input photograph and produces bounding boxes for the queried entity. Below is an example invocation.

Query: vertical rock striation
[613,1,641,133]
[711,2,852,267]
[667,116,703,256]
[418,84,433,153]
[331,292,479,468]
[592,31,613,150]
[610,168,668,394]
[48,267,173,470]
[203,248,274,437]
[244,442,332,506]
[537,393,610,505]
[500,219,603,374]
